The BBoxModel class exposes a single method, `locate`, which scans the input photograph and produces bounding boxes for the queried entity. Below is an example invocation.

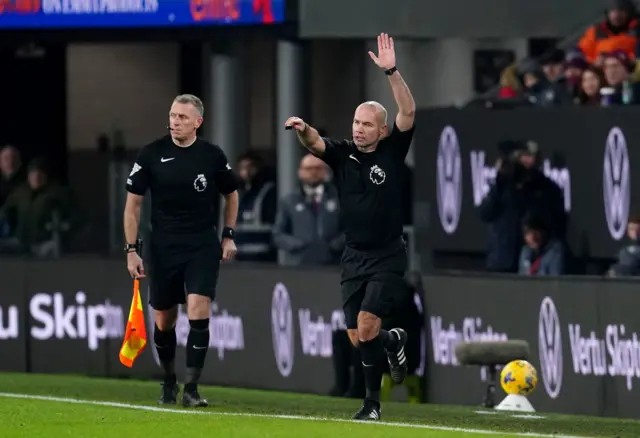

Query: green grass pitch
[0,373,639,437]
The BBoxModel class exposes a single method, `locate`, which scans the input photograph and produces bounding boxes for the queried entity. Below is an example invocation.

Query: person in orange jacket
[578,0,639,65]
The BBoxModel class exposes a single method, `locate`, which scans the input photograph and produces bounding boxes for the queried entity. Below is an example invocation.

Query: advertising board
[0,0,285,29]
[415,107,640,259]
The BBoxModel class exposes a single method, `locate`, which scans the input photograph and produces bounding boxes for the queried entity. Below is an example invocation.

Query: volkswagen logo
[436,126,462,234]
[538,297,563,399]
[271,282,294,377]
[603,127,631,240]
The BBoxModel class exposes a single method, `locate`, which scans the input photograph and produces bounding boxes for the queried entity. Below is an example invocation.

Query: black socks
[379,329,399,352]
[155,319,210,392]
[358,336,384,405]
[185,318,210,392]
[154,324,177,382]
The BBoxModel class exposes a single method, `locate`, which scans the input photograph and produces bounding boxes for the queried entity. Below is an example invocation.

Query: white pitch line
[0,392,591,438]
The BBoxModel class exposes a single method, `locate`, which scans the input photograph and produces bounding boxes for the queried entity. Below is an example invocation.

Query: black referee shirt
[319,123,415,250]
[126,135,238,237]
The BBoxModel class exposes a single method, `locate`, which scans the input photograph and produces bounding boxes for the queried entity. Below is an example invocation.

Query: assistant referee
[123,94,239,408]
[285,33,416,421]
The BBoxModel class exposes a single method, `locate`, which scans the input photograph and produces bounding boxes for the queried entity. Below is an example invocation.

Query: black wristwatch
[124,239,142,254]
[222,227,235,240]
[384,66,397,76]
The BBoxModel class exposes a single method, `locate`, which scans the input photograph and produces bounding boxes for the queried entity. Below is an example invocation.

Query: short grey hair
[360,101,388,126]
[173,94,204,117]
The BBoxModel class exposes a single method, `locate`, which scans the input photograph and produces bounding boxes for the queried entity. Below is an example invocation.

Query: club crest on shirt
[193,174,208,192]
[369,165,386,185]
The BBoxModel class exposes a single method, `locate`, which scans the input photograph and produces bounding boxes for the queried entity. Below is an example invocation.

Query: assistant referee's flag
[119,279,147,368]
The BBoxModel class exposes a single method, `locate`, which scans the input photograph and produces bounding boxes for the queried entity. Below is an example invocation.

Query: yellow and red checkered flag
[119,279,147,368]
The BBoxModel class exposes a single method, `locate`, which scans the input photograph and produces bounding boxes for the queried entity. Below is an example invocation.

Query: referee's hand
[221,238,237,262]
[127,252,146,279]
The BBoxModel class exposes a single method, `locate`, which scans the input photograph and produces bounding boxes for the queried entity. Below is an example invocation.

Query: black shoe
[158,381,179,405]
[352,401,381,421]
[385,328,408,384]
[182,389,209,408]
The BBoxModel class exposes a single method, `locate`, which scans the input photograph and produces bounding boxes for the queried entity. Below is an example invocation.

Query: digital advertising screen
[0,0,285,29]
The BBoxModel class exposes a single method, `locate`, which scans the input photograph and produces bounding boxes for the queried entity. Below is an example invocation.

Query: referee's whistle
[284,126,293,130]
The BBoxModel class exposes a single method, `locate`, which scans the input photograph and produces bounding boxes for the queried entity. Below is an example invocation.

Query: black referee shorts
[340,240,408,330]
[147,238,221,311]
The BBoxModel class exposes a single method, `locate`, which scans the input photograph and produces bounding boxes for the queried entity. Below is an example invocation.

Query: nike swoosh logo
[362,362,374,367]
[193,345,208,350]
[161,157,175,163]
[349,154,360,163]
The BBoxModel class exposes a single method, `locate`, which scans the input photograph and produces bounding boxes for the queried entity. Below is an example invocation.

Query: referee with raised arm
[123,94,239,407]
[285,33,416,421]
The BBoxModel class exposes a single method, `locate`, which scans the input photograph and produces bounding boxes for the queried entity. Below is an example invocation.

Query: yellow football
[500,360,538,396]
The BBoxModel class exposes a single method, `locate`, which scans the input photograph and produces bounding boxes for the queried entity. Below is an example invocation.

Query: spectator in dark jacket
[518,215,567,276]
[0,145,25,237]
[235,151,278,262]
[273,154,344,266]
[480,141,566,273]
[607,216,640,277]
[0,145,25,206]
[519,59,571,107]
[0,158,82,256]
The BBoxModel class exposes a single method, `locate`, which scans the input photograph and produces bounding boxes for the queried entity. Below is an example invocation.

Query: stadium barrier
[413,106,640,260]
[1,260,640,418]
[0,260,344,394]
[422,273,640,419]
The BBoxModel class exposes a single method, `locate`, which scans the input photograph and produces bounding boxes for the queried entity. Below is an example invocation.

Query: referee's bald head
[352,101,388,149]
[357,101,387,127]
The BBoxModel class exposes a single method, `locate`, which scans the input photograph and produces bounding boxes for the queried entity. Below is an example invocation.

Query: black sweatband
[384,66,397,76]
[222,227,235,240]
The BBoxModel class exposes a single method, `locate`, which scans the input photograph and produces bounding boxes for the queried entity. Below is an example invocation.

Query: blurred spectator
[600,50,640,104]
[564,51,590,100]
[0,145,25,206]
[479,141,566,273]
[0,158,82,257]
[273,153,344,266]
[607,216,640,277]
[576,66,606,105]
[518,60,570,107]
[578,0,639,64]
[540,49,566,84]
[497,64,522,99]
[518,215,567,276]
[0,145,25,237]
[234,151,278,262]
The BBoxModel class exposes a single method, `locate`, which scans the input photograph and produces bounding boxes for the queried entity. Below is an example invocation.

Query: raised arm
[284,117,327,156]
[368,33,416,132]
